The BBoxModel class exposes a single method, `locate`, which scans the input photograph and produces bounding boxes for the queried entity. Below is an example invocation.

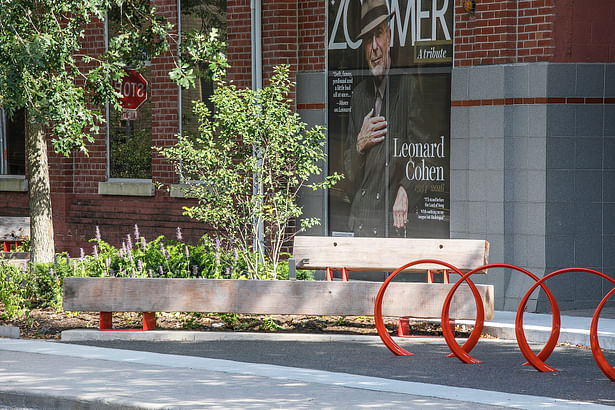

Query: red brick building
[1,0,614,311]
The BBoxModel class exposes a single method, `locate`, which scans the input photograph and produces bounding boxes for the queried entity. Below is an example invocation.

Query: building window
[0,109,26,175]
[106,6,152,180]
[180,0,226,137]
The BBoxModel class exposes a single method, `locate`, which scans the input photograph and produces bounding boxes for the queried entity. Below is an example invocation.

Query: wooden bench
[63,277,493,330]
[290,236,491,335]
[63,236,493,331]
[0,216,29,253]
[290,236,489,282]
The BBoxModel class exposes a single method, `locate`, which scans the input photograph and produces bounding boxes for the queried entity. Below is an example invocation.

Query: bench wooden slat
[0,216,30,241]
[64,277,494,320]
[293,236,489,273]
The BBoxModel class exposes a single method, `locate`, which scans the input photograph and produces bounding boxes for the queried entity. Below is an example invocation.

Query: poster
[327,0,452,239]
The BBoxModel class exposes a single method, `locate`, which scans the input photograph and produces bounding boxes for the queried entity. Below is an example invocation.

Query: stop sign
[118,69,148,110]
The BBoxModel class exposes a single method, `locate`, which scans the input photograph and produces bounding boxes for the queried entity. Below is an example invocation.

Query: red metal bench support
[99,311,157,331]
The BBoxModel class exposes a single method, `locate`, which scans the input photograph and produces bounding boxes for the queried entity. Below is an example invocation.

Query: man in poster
[344,0,426,238]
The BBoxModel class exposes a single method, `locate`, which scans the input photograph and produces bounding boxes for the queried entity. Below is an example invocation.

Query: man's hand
[356,108,387,154]
[393,186,408,228]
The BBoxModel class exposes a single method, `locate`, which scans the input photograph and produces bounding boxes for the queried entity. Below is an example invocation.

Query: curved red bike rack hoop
[374,259,484,358]
[516,267,615,378]
[442,263,561,366]
[374,260,615,381]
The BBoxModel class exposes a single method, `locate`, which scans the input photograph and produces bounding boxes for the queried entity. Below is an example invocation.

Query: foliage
[0,258,69,319]
[260,316,283,331]
[0,0,219,263]
[158,65,342,279]
[71,225,246,279]
[0,262,31,319]
[169,27,228,89]
[109,128,152,179]
[16,239,30,252]
[0,0,175,154]
[0,225,313,319]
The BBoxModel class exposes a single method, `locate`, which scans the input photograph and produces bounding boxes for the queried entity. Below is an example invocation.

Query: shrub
[158,65,342,279]
[0,225,313,319]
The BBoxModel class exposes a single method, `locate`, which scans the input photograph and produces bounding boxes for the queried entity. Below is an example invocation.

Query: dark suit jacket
[344,73,427,237]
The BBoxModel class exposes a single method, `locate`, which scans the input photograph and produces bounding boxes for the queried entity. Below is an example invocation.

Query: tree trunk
[26,115,55,263]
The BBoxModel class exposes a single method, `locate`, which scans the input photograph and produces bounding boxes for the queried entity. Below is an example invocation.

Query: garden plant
[0,225,312,321]
[158,64,342,279]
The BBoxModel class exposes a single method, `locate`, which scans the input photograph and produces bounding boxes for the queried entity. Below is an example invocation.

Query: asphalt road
[64,337,615,406]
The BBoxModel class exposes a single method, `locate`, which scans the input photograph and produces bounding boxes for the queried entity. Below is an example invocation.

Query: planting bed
[0,307,472,340]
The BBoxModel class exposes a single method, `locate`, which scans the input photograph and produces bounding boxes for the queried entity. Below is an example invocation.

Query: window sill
[98,179,154,197]
[0,176,28,192]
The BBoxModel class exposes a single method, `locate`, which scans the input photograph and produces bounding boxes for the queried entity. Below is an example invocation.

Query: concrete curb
[0,326,19,339]
[0,389,143,410]
[60,311,615,350]
[61,329,386,343]
[480,323,615,350]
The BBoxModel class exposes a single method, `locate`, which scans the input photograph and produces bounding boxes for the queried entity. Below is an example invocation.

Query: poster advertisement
[327,0,452,239]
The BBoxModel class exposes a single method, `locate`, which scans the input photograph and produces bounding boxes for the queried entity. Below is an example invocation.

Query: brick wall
[552,0,615,62]
[71,19,107,195]
[454,0,555,66]
[56,194,212,255]
[151,0,180,188]
[227,0,252,88]
[0,193,28,217]
[298,0,326,72]
[454,0,615,66]
[226,0,327,87]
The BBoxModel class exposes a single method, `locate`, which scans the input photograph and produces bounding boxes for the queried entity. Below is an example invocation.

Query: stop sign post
[118,69,148,111]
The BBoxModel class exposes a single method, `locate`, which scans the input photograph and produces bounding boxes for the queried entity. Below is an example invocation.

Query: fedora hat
[357,0,394,40]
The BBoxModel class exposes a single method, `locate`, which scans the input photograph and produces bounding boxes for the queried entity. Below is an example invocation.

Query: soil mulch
[0,307,473,340]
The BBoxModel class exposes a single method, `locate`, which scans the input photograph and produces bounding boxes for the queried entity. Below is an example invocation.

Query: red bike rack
[374,259,484,357]
[442,263,561,366]
[590,286,615,381]
[516,267,615,377]
[375,260,615,381]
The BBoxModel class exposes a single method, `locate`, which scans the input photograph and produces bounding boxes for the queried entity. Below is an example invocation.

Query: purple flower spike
[176,227,183,241]
[141,236,147,249]
[93,245,99,258]
[80,248,85,259]
[95,226,101,241]
[185,245,190,259]
[215,237,221,250]
[148,269,153,278]
[134,224,140,240]
[126,234,133,250]
[138,259,143,271]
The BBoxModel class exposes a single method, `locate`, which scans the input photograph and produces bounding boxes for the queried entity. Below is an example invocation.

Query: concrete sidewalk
[1,310,615,409]
[0,338,610,409]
